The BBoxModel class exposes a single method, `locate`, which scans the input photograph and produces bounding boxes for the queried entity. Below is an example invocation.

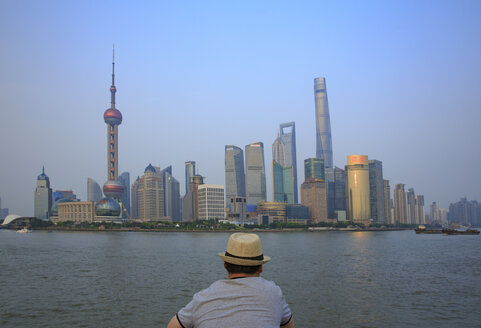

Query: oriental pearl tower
[102,48,124,199]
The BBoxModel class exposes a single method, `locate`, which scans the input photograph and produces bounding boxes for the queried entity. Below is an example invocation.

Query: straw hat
[218,233,271,266]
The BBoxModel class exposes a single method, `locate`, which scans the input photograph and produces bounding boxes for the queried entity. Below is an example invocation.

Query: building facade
[272,122,298,203]
[87,178,103,202]
[383,180,392,224]
[304,158,325,181]
[184,161,196,195]
[118,172,130,215]
[182,175,204,222]
[34,167,52,219]
[345,155,371,224]
[272,161,294,203]
[368,159,385,224]
[393,184,407,224]
[325,167,346,220]
[301,178,328,223]
[245,142,266,204]
[197,184,225,221]
[227,196,247,222]
[225,145,246,205]
[314,77,333,169]
[131,164,166,221]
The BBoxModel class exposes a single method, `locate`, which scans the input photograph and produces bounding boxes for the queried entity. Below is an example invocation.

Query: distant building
[227,196,247,223]
[118,172,131,215]
[383,180,392,224]
[301,178,328,223]
[87,178,103,202]
[406,188,417,224]
[449,198,481,226]
[131,164,166,221]
[0,197,8,221]
[325,167,346,220]
[57,201,96,223]
[158,166,181,222]
[416,195,426,225]
[257,202,286,225]
[245,142,266,204]
[182,175,204,222]
[34,167,53,220]
[197,184,225,221]
[272,122,298,203]
[345,155,371,224]
[368,160,385,224]
[184,161,196,196]
[272,161,294,203]
[225,145,246,205]
[314,77,333,169]
[304,158,325,181]
[393,184,407,224]
[285,204,310,223]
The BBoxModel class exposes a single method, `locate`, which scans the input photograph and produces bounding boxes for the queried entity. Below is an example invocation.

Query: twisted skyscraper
[314,77,333,169]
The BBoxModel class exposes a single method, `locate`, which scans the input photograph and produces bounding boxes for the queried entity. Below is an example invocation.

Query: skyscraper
[345,155,371,224]
[87,178,103,202]
[301,178,328,223]
[131,164,165,221]
[225,145,246,205]
[304,158,325,181]
[34,167,52,219]
[118,172,131,215]
[325,167,346,219]
[314,77,333,169]
[198,184,225,220]
[102,48,124,201]
[383,180,392,224]
[158,166,181,222]
[245,142,266,204]
[368,159,385,224]
[393,184,407,224]
[272,161,294,203]
[185,161,196,195]
[272,122,298,203]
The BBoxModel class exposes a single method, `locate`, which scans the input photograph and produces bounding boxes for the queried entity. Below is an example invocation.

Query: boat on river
[414,225,442,234]
[442,228,480,235]
[16,227,32,233]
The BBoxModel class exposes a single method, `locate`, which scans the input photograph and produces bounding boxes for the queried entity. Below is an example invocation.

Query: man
[167,233,294,328]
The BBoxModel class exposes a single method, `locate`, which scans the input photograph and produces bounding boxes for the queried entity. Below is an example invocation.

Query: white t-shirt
[177,277,292,328]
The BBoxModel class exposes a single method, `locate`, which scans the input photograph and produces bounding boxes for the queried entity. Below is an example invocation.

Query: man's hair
[224,262,261,275]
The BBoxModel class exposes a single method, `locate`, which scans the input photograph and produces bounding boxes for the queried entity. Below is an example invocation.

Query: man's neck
[228,272,261,279]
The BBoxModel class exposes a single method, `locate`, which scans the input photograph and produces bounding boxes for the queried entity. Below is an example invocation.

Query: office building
[131,164,166,221]
[301,178,328,223]
[368,159,385,224]
[272,122,298,203]
[285,204,310,224]
[416,194,426,225]
[227,196,247,222]
[225,145,246,204]
[272,161,294,203]
[185,161,196,195]
[158,166,181,222]
[449,198,481,227]
[57,201,96,223]
[325,167,346,220]
[345,155,371,224]
[198,184,225,221]
[406,188,417,224]
[393,184,407,224]
[118,172,130,215]
[383,180,392,224]
[87,178,103,202]
[304,158,325,181]
[245,142,266,204]
[314,77,333,169]
[257,202,286,225]
[34,167,52,219]
[182,175,204,222]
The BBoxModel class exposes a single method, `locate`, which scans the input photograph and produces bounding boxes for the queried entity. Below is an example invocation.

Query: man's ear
[258,265,263,274]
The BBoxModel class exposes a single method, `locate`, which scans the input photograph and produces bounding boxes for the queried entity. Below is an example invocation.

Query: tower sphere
[104,108,122,125]
[95,197,121,217]
[103,180,124,198]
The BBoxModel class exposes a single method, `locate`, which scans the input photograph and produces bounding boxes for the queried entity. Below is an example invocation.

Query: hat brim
[218,252,271,266]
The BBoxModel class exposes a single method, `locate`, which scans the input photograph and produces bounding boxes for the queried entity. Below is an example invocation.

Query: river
[0,230,480,327]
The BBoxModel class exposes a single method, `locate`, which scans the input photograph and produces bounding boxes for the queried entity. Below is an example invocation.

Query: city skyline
[1,1,480,216]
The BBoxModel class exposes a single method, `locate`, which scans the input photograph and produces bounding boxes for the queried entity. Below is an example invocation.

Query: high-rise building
[118,172,130,215]
[158,166,181,222]
[416,194,426,225]
[87,178,103,202]
[272,161,294,203]
[272,122,298,203]
[185,161,196,195]
[429,202,440,224]
[393,184,407,224]
[34,167,52,219]
[383,180,392,224]
[304,158,325,181]
[314,77,333,169]
[325,167,346,219]
[245,142,266,204]
[406,188,417,224]
[449,198,481,227]
[131,164,165,221]
[368,159,385,224]
[198,184,225,220]
[102,48,124,202]
[182,175,204,222]
[225,145,246,205]
[0,197,8,221]
[345,155,371,224]
[301,178,328,223]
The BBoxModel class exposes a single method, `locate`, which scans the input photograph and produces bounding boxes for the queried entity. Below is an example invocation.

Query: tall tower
[272,122,298,203]
[245,142,266,204]
[102,47,124,199]
[185,161,196,195]
[314,77,333,169]
[34,166,52,219]
[225,145,246,205]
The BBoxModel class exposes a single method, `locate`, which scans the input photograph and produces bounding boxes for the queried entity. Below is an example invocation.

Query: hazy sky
[1,0,480,216]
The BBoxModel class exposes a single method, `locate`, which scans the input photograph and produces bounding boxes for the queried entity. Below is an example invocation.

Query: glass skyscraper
[184,161,196,195]
[225,145,246,205]
[314,77,333,169]
[245,142,266,204]
[87,178,103,202]
[272,122,298,203]
[304,157,325,181]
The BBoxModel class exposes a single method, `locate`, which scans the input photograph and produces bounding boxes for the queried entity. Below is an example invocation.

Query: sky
[1,0,480,216]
